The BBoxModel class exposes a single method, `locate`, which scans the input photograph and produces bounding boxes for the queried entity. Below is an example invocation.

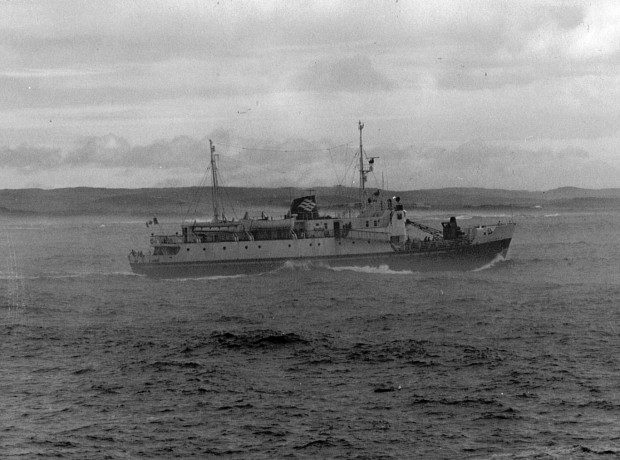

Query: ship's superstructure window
[153,246,180,256]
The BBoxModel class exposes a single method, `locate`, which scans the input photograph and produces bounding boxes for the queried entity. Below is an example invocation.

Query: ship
[129,122,515,277]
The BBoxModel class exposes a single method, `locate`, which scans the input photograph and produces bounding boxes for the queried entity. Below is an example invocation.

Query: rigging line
[337,143,349,186]
[335,147,349,188]
[218,155,300,176]
[217,169,238,220]
[342,147,359,191]
[325,147,344,187]
[215,143,356,182]
[212,141,353,153]
[182,166,210,223]
[191,179,206,218]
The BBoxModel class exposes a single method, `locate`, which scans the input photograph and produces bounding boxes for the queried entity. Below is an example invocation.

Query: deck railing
[150,235,184,245]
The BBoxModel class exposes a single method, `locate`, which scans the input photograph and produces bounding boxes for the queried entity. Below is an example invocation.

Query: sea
[1,208,618,458]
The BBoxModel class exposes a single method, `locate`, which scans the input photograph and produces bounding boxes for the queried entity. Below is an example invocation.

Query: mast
[209,139,221,221]
[358,120,365,203]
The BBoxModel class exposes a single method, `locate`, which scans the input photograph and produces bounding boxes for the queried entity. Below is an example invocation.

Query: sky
[1,0,618,190]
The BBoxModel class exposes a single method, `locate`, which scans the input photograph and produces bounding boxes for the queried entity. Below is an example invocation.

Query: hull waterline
[130,238,512,278]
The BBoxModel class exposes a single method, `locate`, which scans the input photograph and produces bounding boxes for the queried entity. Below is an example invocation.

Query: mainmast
[209,139,222,221]
[358,121,365,203]
[358,121,375,205]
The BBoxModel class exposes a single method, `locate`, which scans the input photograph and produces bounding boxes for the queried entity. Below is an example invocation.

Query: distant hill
[0,186,618,217]
[399,187,620,209]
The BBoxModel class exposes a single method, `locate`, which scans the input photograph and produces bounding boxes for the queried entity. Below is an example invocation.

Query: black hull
[130,238,512,278]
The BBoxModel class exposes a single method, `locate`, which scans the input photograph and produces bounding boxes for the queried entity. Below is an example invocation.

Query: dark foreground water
[1,209,618,458]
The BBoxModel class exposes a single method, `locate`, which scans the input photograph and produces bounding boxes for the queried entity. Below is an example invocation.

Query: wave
[472,253,507,272]
[329,264,414,275]
[163,274,247,282]
[211,330,308,350]
[0,270,145,280]
[280,260,314,271]
[274,260,415,276]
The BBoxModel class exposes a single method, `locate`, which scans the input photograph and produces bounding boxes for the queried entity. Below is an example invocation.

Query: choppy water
[1,210,618,458]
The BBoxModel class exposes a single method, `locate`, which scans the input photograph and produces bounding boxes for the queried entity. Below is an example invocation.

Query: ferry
[129,122,515,277]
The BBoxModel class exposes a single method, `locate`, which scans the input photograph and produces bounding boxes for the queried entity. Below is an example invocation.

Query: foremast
[209,139,224,222]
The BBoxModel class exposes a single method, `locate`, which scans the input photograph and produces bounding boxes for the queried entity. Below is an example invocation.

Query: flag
[290,195,318,219]
[297,198,316,211]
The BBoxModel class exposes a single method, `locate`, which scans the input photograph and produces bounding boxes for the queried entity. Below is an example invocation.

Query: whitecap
[163,274,248,282]
[472,254,507,272]
[280,260,314,271]
[329,264,414,275]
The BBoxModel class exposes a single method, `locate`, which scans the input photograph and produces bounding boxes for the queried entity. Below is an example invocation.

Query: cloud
[0,134,208,169]
[64,135,208,168]
[0,63,274,109]
[379,139,619,190]
[0,145,63,169]
[296,55,393,93]
[1,133,618,190]
[2,1,617,100]
[0,0,618,190]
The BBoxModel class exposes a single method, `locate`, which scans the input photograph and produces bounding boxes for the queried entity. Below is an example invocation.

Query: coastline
[1,186,618,217]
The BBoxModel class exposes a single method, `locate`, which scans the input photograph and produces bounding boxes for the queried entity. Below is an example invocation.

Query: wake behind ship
[129,123,515,277]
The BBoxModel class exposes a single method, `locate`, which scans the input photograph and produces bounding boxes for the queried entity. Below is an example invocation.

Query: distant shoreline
[0,186,618,217]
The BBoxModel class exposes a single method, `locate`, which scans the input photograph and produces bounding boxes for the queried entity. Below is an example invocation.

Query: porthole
[258,245,261,249]
[186,248,190,251]
[352,241,355,244]
[245,245,248,249]
[203,248,206,251]
[318,243,321,246]
[288,244,291,247]
[223,246,226,250]
[309,243,312,247]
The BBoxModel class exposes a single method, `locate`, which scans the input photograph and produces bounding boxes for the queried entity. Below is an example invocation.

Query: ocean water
[1,209,618,458]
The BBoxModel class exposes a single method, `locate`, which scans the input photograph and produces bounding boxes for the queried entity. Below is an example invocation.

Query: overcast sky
[1,0,618,190]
